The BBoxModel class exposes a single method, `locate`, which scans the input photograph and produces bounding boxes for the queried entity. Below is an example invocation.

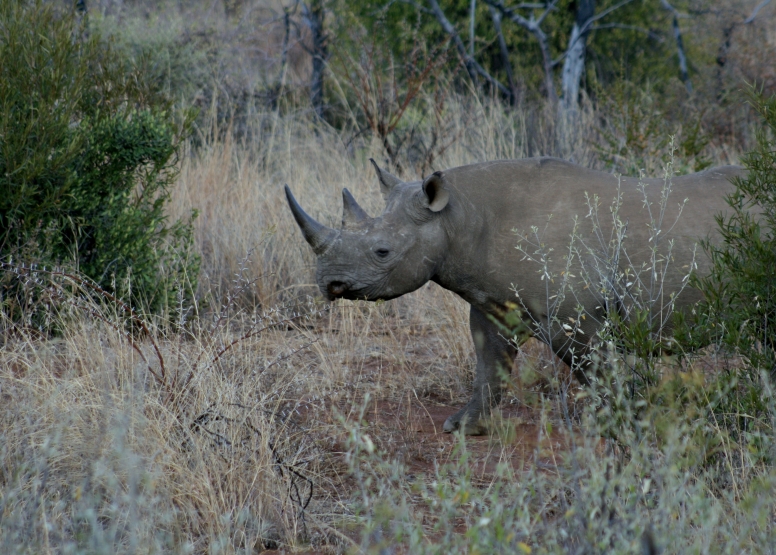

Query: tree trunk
[671,13,692,93]
[489,5,518,105]
[305,0,327,121]
[74,0,89,41]
[469,0,476,57]
[484,0,558,103]
[561,0,595,111]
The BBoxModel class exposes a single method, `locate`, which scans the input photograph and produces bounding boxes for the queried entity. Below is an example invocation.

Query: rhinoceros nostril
[327,281,348,297]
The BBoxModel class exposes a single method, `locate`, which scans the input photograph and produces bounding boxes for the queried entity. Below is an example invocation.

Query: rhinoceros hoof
[443,407,488,435]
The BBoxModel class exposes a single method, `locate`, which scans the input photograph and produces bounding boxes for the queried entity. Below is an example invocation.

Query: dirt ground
[262,395,564,554]
[261,345,571,553]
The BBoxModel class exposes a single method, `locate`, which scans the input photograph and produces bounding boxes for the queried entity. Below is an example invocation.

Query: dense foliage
[679,87,776,419]
[701,87,776,373]
[0,0,198,317]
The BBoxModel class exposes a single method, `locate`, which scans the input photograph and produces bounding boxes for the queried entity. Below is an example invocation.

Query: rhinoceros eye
[375,248,390,258]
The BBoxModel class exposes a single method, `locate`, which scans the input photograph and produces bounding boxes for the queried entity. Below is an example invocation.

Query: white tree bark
[484,0,559,103]
[561,0,595,111]
[561,22,586,111]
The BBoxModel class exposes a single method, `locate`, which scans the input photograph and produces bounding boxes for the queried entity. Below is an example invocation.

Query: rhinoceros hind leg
[443,305,517,435]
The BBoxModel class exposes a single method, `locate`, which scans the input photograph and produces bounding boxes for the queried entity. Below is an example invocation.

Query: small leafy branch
[502,139,696,444]
[576,146,693,371]
[683,86,776,420]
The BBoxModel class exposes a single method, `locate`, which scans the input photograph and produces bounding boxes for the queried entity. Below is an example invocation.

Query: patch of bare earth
[257,291,577,552]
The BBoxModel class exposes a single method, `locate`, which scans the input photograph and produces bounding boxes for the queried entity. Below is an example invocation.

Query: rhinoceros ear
[369,158,402,200]
[421,171,450,212]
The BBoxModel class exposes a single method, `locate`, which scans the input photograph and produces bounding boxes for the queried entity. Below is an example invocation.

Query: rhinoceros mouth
[326,281,349,298]
[320,279,359,301]
[321,279,399,302]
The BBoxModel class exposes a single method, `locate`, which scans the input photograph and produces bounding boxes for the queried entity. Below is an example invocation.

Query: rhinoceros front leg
[443,305,518,435]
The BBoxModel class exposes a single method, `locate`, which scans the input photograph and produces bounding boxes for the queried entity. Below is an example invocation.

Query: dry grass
[0,264,477,552]
[173,93,736,304]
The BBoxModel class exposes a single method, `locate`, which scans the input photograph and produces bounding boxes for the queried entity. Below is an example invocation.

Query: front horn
[342,188,369,228]
[284,185,336,255]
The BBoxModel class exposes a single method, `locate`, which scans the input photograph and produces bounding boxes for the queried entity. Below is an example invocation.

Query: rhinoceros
[284,157,742,434]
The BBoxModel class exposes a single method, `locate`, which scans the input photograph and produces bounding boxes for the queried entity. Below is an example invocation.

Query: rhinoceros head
[285,160,450,301]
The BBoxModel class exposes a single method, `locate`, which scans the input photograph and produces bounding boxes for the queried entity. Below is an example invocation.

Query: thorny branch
[191,404,315,530]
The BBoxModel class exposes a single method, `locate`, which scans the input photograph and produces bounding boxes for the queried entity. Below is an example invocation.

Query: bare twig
[554,0,638,67]
[715,0,772,98]
[2,262,169,390]
[191,403,316,528]
[337,26,453,172]
[744,0,772,24]
[209,318,314,367]
[590,24,664,42]
[579,0,636,34]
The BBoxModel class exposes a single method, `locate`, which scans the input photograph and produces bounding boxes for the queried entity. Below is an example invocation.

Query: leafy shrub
[0,0,198,318]
[675,86,776,423]
[343,394,776,554]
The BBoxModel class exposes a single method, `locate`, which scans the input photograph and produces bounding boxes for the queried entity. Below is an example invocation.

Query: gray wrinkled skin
[285,158,743,435]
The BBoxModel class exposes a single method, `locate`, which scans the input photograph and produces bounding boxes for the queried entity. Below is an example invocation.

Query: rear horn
[341,188,369,227]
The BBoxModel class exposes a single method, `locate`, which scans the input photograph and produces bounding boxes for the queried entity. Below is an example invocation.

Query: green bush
[93,10,215,117]
[699,86,776,374]
[672,86,776,426]
[0,0,198,318]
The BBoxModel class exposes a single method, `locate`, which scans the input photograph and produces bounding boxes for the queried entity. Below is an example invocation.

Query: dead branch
[744,0,772,24]
[484,0,558,102]
[2,262,168,390]
[426,0,511,98]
